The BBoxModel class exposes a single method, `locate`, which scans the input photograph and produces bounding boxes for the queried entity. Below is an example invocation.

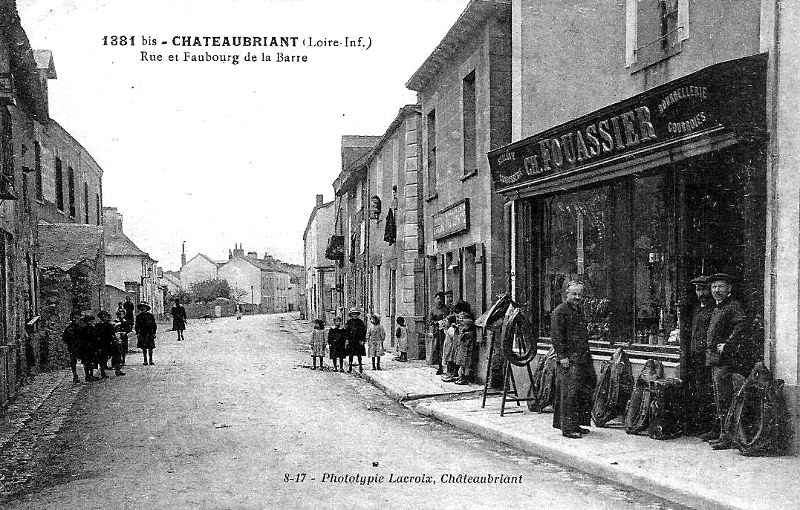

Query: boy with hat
[96,310,125,377]
[75,311,99,382]
[135,302,158,366]
[345,308,366,373]
[705,273,748,450]
[685,275,716,438]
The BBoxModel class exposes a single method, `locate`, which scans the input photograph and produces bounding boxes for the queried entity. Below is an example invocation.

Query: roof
[33,49,57,79]
[37,222,104,271]
[223,256,290,275]
[47,119,104,176]
[183,253,218,268]
[406,0,511,91]
[303,200,334,241]
[105,233,151,259]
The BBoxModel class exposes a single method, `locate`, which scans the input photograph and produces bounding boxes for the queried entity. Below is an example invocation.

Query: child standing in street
[310,319,327,370]
[395,317,408,362]
[367,314,386,370]
[327,316,347,372]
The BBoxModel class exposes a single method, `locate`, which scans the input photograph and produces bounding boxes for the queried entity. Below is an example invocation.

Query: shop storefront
[489,54,768,376]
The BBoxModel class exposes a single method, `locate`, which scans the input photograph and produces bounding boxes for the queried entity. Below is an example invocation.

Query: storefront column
[770,0,800,448]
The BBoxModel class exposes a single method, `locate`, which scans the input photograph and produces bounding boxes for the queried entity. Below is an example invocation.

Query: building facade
[364,105,425,358]
[332,136,382,317]
[481,0,800,446]
[217,246,292,314]
[180,253,220,290]
[103,207,163,317]
[406,0,512,380]
[303,194,335,322]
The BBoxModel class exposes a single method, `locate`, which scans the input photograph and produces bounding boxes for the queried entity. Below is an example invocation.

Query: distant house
[180,253,220,290]
[103,207,163,317]
[217,245,291,314]
[161,270,182,295]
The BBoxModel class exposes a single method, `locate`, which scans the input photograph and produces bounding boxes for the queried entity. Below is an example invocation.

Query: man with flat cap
[705,273,748,450]
[685,275,716,439]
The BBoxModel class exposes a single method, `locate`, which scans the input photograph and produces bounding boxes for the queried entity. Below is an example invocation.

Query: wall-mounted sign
[488,53,767,193]
[433,199,469,240]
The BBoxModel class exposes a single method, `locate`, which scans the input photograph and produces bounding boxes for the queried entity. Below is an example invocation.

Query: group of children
[309,313,408,372]
[438,310,477,385]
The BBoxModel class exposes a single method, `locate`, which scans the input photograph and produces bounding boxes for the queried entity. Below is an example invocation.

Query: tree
[189,279,231,303]
[166,288,192,305]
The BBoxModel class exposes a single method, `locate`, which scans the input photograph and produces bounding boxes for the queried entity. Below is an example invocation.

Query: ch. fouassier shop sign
[488,53,766,193]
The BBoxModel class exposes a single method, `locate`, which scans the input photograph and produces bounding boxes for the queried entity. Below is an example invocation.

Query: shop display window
[535,171,679,347]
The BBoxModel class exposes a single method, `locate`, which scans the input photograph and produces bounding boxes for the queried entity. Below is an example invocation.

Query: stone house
[303,194,334,322]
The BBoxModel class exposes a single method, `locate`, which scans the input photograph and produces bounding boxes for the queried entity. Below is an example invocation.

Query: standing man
[62,310,82,383]
[171,299,188,341]
[135,302,158,366]
[345,308,366,373]
[685,275,716,439]
[123,296,135,326]
[96,311,125,377]
[75,311,99,382]
[551,282,596,439]
[705,273,748,450]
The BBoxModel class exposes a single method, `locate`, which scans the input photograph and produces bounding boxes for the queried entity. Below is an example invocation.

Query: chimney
[247,251,258,259]
[181,241,186,267]
[233,244,245,258]
[316,194,324,207]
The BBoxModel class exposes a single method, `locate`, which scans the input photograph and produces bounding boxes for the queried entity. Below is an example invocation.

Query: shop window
[68,167,76,217]
[426,109,437,196]
[626,0,689,69]
[462,70,477,177]
[55,158,64,211]
[632,173,677,343]
[34,141,43,201]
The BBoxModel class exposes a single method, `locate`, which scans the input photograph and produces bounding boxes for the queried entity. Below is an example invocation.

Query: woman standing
[454,310,477,385]
[367,314,386,370]
[171,299,187,341]
[135,302,158,366]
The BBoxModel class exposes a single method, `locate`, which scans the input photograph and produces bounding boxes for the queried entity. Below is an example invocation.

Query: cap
[97,310,112,319]
[348,308,360,315]
[690,275,710,286]
[80,310,96,321]
[137,302,151,310]
[708,273,736,284]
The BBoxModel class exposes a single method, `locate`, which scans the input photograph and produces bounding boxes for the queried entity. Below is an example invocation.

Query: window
[426,109,437,195]
[626,0,689,69]
[96,193,101,225]
[462,70,477,177]
[84,183,89,223]
[22,172,29,211]
[68,166,76,217]
[55,157,64,210]
[34,141,43,201]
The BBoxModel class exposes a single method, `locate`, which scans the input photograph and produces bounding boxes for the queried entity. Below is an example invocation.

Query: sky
[15,0,470,269]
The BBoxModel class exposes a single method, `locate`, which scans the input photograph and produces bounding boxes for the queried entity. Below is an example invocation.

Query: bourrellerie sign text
[489,54,767,192]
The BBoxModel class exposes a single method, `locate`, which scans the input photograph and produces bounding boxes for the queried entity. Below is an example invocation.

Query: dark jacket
[706,296,747,366]
[327,327,348,358]
[62,322,79,353]
[345,317,367,356]
[95,321,118,359]
[550,301,590,363]
[171,305,187,330]
[123,301,135,323]
[74,322,96,361]
[135,311,158,338]
[690,299,714,354]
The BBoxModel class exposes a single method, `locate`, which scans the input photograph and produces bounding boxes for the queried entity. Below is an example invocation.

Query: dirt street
[3,314,683,509]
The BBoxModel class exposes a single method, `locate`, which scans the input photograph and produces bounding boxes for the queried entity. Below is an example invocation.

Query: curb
[355,370,484,403]
[415,402,748,510]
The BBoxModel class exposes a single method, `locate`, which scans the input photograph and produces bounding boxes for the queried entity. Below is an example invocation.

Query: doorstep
[415,396,800,510]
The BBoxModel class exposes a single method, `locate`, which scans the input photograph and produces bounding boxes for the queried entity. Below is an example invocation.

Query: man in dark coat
[96,311,125,377]
[684,275,717,439]
[345,308,366,373]
[123,296,135,325]
[705,273,748,450]
[135,302,158,366]
[75,312,99,382]
[551,282,596,438]
[171,299,188,341]
[62,311,82,383]
[429,291,450,375]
